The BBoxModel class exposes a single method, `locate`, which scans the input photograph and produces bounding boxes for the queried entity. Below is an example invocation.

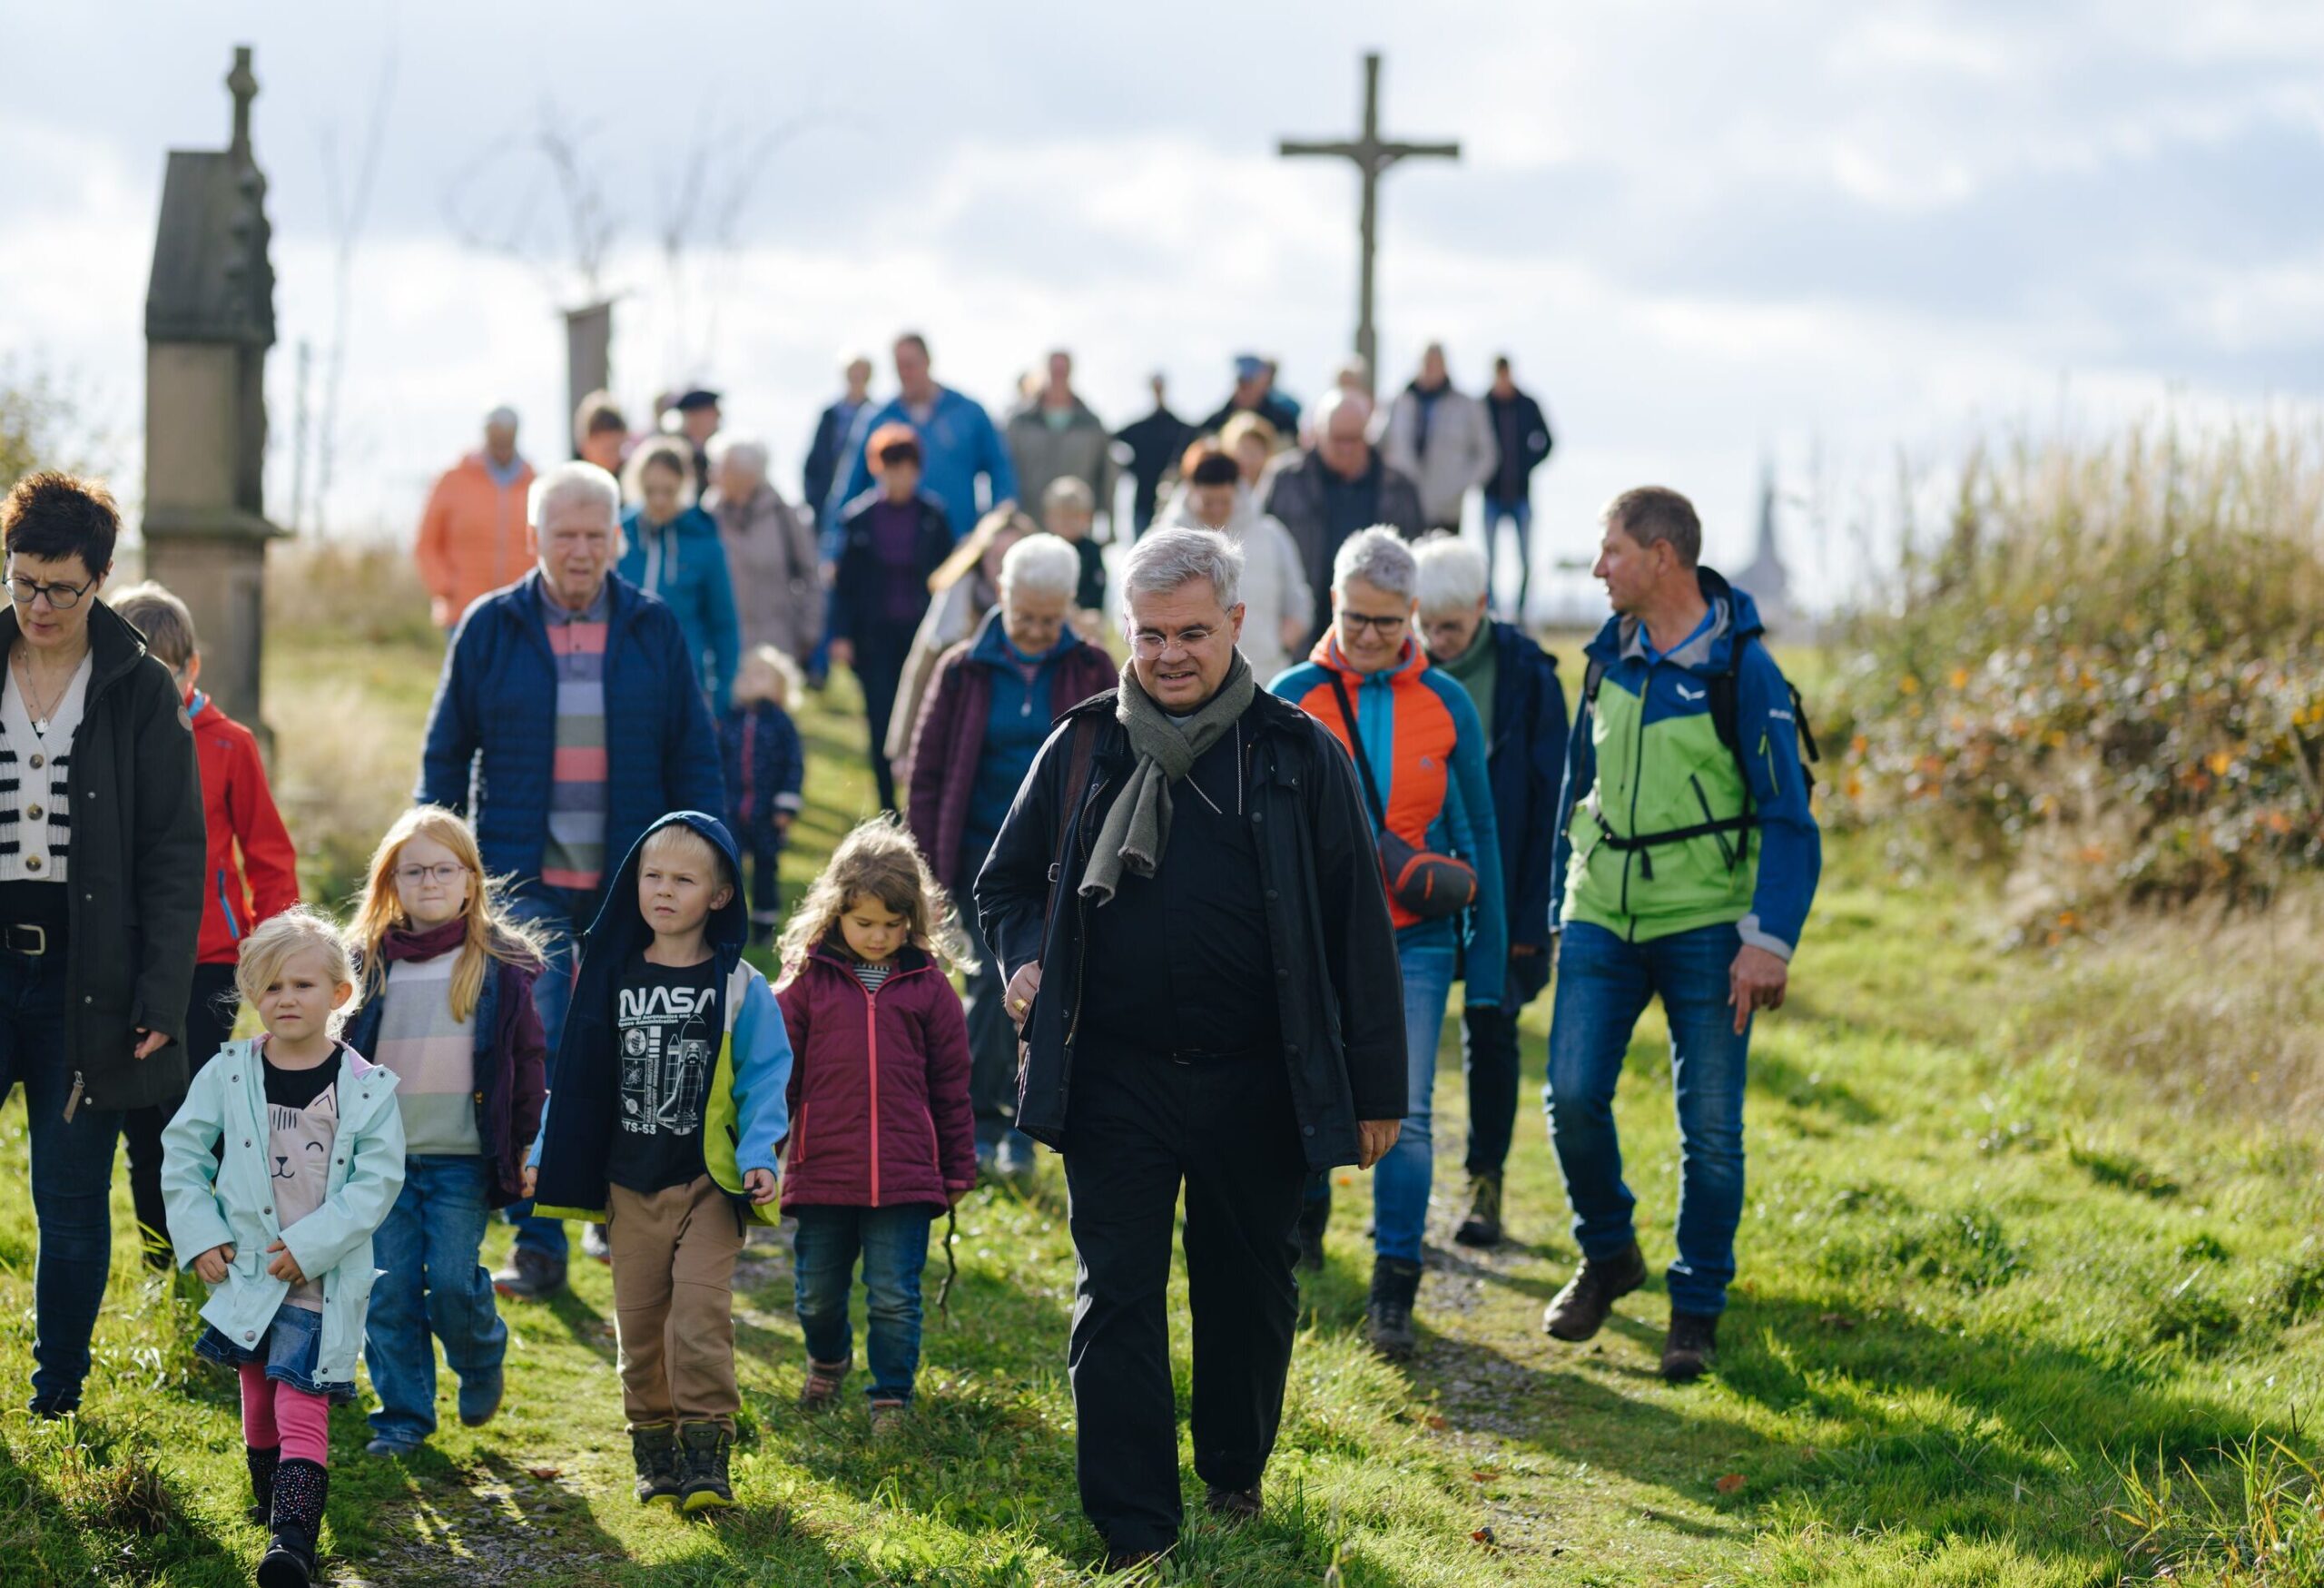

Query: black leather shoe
[1366,1256,1423,1359]
[1205,1482,1262,1523]
[1542,1241,1648,1342]
[1661,1310,1719,1383]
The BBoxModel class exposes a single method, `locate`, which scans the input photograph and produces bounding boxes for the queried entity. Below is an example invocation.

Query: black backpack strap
[1326,673,1391,833]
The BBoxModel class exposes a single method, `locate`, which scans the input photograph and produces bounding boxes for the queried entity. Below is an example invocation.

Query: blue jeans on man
[364,1154,507,1448]
[500,886,587,1277]
[791,1205,935,1404]
[1544,920,1750,1317]
[0,947,121,1412]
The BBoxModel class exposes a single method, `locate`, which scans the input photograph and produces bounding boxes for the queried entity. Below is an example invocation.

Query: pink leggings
[239,1364,330,1465]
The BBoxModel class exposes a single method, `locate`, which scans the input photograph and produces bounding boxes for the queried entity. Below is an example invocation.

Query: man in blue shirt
[825,332,1019,547]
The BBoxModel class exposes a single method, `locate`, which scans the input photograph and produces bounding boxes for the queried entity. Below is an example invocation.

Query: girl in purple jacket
[773,818,977,1432]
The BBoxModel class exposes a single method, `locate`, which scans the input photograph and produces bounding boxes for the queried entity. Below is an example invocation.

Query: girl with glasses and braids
[338,806,551,1458]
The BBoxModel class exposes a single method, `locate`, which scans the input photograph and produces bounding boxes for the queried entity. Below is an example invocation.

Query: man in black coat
[975,528,1404,1571]
[1110,373,1196,539]
[1482,355,1555,618]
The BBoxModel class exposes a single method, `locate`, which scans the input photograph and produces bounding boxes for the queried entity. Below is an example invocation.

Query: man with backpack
[1541,487,1821,1384]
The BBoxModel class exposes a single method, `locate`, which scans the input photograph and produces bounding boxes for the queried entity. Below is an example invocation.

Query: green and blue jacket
[1551,569,1820,957]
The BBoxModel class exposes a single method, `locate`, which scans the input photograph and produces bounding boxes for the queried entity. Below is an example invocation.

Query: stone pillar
[141,44,281,734]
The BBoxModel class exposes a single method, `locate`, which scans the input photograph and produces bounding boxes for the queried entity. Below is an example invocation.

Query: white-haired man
[416,404,535,629]
[1413,533,1569,1248]
[1262,387,1424,636]
[419,460,725,1300]
[704,433,822,666]
[975,528,1406,1571]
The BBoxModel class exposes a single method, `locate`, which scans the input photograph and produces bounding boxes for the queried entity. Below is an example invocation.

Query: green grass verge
[0,623,2312,1585]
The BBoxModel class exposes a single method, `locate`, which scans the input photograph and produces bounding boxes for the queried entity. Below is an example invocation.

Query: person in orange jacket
[109,582,301,1267]
[417,407,536,629]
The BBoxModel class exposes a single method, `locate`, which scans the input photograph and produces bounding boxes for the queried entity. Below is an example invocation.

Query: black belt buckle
[5,923,47,956]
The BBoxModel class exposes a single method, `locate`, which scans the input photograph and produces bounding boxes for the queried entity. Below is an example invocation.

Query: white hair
[998,533,1082,601]
[1119,527,1243,615]
[529,460,619,528]
[1333,526,1417,600]
[1413,532,1489,614]
[706,432,769,477]
[1041,476,1095,513]
[1310,385,1374,439]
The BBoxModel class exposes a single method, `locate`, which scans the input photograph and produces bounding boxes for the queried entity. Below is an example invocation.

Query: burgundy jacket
[777,942,977,1211]
[905,626,1117,887]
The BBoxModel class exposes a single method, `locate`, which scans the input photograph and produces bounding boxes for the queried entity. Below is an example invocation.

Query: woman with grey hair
[975,527,1406,1569]
[1412,532,1568,1250]
[704,433,821,667]
[906,533,1115,1183]
[1270,525,1506,1358]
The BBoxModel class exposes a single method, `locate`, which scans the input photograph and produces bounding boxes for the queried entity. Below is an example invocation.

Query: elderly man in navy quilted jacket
[419,459,724,1298]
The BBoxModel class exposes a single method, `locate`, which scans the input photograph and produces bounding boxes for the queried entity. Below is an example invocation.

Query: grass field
[0,591,2316,1585]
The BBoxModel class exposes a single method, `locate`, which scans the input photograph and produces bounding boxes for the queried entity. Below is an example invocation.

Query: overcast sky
[5,0,2321,613]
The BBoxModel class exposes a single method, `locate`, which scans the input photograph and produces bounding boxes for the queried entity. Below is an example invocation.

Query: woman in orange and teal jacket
[1269,527,1503,1358]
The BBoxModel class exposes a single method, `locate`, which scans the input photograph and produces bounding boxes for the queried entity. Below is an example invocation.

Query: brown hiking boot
[1453,1172,1504,1248]
[799,1356,850,1411]
[1542,1241,1647,1342]
[1661,1310,1719,1383]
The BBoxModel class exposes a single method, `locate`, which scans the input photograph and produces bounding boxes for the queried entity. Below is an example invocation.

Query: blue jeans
[0,946,121,1407]
[1482,496,1533,617]
[364,1155,507,1445]
[504,887,586,1269]
[1545,921,1751,1317]
[1372,933,1458,1264]
[791,1205,933,1403]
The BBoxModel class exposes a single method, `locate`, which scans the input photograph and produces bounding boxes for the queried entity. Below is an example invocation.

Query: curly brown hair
[774,815,976,986]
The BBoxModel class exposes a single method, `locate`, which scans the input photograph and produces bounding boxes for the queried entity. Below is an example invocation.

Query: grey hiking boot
[1542,1241,1647,1342]
[1366,1256,1423,1359]
[677,1422,735,1514]
[1453,1172,1504,1248]
[1661,1310,1720,1383]
[490,1244,566,1301]
[631,1423,682,1505]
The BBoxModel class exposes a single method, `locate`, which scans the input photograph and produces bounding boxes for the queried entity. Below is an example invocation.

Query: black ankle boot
[257,1458,327,1587]
[1366,1256,1424,1359]
[677,1422,734,1514]
[245,1444,280,1524]
[1295,1192,1330,1272]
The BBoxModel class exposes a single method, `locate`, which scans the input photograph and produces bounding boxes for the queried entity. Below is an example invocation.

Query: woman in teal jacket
[621,438,743,715]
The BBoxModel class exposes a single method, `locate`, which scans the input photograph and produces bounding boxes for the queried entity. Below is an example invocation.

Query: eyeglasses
[1337,611,1410,636]
[1129,626,1220,659]
[396,863,469,887]
[5,574,98,610]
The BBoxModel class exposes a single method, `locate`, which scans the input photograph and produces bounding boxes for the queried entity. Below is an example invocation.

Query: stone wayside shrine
[142,44,280,735]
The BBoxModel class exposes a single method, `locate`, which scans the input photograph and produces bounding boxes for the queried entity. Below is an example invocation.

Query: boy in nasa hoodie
[528,812,792,1514]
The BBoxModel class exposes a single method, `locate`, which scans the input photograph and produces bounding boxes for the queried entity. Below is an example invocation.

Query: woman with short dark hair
[0,471,204,1418]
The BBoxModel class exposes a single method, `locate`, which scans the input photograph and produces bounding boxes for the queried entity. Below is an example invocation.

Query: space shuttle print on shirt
[606,953,722,1192]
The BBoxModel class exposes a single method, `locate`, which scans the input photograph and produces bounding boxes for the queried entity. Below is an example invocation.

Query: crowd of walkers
[0,330,1820,1580]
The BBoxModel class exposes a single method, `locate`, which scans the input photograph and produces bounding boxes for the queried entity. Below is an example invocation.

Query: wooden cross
[1279,53,1459,394]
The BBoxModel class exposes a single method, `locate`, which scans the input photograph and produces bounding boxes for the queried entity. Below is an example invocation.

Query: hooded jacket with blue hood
[531,812,793,1224]
[1551,567,1820,959]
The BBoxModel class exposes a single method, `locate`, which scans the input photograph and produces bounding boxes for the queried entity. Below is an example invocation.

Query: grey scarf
[1079,653,1256,904]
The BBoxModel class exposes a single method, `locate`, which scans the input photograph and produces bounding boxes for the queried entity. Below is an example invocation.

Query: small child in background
[773,818,976,1434]
[343,807,550,1458]
[1039,477,1107,614]
[527,814,792,1513]
[113,580,301,1267]
[162,910,406,1588]
[720,645,805,945]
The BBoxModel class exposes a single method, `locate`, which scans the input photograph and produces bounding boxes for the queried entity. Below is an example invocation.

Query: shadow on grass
[1748,1049,1883,1127]
[0,1413,245,1583]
